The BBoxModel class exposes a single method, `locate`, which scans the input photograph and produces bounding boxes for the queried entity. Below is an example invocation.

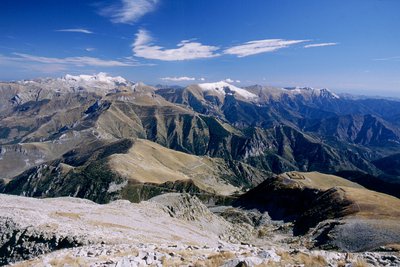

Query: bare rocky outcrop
[150,193,254,242]
[0,217,89,265]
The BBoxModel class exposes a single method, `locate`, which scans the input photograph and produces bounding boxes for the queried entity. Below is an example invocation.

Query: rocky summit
[0,74,400,266]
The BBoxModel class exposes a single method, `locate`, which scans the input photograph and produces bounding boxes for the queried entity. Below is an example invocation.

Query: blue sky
[0,0,399,96]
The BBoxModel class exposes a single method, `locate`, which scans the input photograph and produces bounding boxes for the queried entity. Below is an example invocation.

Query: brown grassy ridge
[107,138,239,196]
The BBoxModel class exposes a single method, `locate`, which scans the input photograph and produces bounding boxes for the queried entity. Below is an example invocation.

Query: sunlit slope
[108,139,239,195]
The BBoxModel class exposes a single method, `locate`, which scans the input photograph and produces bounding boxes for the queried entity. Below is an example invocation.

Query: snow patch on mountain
[198,81,258,100]
[283,86,339,99]
[15,73,133,97]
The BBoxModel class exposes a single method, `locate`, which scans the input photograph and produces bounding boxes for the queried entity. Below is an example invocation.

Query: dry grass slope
[282,171,364,190]
[108,139,239,195]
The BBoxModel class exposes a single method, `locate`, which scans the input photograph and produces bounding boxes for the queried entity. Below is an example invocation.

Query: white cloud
[224,78,240,83]
[224,39,308,57]
[161,76,196,81]
[199,77,206,81]
[304,42,338,48]
[100,0,158,24]
[132,29,220,61]
[85,48,96,52]
[374,56,400,61]
[56,28,93,34]
[10,53,137,67]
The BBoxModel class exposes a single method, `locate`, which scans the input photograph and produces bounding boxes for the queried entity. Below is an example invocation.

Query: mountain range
[1,73,399,199]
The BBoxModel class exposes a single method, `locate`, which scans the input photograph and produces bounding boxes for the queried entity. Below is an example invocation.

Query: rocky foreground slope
[1,193,400,266]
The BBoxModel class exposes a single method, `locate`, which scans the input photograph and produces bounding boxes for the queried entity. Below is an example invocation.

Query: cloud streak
[8,53,138,67]
[56,28,93,34]
[132,30,219,61]
[224,78,240,83]
[374,56,400,61]
[161,76,196,81]
[304,42,338,48]
[100,0,158,24]
[224,39,308,57]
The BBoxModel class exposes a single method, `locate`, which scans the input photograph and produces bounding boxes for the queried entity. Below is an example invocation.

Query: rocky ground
[1,193,399,266]
[10,242,400,267]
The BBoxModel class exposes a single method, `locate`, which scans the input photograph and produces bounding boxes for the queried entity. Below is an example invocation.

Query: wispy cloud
[304,42,338,48]
[0,54,15,64]
[374,56,400,61]
[8,53,138,67]
[100,0,158,24]
[224,39,308,57]
[224,78,240,83]
[161,76,196,81]
[56,28,93,34]
[132,29,220,61]
[0,54,68,73]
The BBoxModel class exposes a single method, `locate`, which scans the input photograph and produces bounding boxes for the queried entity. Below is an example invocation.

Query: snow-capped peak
[283,86,339,99]
[318,88,340,99]
[15,73,133,96]
[198,81,258,100]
